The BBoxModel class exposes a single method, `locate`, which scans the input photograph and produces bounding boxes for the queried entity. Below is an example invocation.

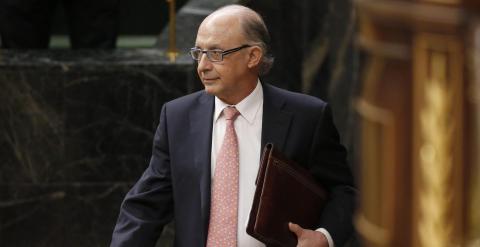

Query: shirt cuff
[316,228,334,247]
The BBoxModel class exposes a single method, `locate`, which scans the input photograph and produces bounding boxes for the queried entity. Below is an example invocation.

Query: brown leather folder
[247,143,328,247]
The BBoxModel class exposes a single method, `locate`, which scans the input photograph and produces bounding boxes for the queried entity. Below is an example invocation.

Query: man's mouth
[203,78,218,82]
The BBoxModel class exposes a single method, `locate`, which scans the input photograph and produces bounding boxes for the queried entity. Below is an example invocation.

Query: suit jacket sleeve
[310,104,356,247]
[110,104,174,247]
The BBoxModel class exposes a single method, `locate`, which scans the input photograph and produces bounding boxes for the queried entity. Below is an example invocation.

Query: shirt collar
[214,80,263,124]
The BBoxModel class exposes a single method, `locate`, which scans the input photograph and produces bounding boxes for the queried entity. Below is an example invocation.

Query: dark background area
[50,0,189,35]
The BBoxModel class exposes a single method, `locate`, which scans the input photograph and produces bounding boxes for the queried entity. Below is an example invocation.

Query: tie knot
[223,106,240,121]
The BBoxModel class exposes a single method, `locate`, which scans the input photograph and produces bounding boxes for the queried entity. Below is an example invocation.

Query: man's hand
[288,222,329,247]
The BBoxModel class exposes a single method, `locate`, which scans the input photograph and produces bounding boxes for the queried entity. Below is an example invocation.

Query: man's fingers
[288,222,303,237]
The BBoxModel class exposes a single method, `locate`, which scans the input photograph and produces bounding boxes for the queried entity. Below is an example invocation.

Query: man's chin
[203,85,218,96]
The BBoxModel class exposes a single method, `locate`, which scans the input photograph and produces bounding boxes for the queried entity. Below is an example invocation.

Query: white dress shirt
[210,81,334,247]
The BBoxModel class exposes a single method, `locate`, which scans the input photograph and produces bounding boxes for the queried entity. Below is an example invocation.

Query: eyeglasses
[189,44,251,62]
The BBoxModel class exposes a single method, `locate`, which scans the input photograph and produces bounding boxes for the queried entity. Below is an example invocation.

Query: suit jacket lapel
[189,91,214,244]
[261,83,293,153]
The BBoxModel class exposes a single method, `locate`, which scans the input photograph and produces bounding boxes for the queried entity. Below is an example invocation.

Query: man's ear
[247,46,262,69]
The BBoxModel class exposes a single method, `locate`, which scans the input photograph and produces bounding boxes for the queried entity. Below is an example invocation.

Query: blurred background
[0,0,479,246]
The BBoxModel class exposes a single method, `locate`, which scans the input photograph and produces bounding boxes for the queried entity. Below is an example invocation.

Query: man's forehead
[195,30,225,48]
[201,15,239,34]
[195,18,243,47]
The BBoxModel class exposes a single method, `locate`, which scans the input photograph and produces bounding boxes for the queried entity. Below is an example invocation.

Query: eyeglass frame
[189,44,251,62]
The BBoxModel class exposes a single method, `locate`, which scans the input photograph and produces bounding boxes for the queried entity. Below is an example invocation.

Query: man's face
[194,15,252,104]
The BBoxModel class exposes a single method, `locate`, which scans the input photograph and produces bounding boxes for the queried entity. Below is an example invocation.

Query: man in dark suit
[111,4,355,247]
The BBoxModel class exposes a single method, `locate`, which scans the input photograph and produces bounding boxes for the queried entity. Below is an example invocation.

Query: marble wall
[0,49,197,246]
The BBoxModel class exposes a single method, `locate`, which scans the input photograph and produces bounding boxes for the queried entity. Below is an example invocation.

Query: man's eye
[209,51,222,59]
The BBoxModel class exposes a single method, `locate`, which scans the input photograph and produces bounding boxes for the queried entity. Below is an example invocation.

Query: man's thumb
[288,222,303,237]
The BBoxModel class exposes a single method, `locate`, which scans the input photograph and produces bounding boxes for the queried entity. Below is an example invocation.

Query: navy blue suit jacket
[111,83,355,247]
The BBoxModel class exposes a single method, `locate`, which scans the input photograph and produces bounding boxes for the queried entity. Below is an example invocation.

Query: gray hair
[240,10,274,76]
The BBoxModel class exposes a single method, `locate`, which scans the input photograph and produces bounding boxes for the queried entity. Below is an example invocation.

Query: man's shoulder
[165,89,211,109]
[263,83,327,109]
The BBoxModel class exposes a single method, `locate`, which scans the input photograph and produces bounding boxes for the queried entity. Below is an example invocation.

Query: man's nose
[197,53,213,72]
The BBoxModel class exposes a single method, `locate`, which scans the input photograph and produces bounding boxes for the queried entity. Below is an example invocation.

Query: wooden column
[354,0,479,246]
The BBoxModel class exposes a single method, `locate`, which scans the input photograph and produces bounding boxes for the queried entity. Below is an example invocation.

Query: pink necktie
[207,106,240,247]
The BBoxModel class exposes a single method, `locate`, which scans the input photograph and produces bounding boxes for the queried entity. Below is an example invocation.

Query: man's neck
[220,78,259,105]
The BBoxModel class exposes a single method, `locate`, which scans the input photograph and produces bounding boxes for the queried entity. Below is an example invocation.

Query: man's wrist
[315,228,334,247]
